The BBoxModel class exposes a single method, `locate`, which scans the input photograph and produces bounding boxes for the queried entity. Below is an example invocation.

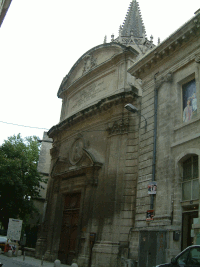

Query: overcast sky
[0,0,199,144]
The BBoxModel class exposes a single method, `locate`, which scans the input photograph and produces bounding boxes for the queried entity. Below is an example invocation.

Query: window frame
[181,155,199,202]
[182,78,197,123]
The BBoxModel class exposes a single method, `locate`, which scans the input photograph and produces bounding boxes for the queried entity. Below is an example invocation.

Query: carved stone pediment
[51,148,102,185]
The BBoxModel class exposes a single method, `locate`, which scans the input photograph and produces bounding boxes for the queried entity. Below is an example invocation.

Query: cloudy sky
[0,0,199,144]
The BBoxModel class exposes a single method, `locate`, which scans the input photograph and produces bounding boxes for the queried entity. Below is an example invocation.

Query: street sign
[7,218,23,241]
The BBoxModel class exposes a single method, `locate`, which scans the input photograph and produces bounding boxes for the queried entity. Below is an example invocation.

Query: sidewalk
[0,253,71,267]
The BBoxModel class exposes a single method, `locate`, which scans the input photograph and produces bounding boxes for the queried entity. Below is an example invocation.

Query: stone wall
[129,26,200,264]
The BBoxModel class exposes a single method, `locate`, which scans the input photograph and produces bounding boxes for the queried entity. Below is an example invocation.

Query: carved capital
[155,72,173,90]
[107,119,129,136]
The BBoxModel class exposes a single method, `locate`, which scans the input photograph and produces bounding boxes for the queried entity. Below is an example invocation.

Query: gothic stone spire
[113,0,154,56]
[121,0,146,38]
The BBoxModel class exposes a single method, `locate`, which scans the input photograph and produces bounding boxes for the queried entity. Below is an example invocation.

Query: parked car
[0,236,7,252]
[156,245,200,266]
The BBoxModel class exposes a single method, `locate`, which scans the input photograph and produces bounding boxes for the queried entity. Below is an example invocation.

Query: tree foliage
[0,134,46,229]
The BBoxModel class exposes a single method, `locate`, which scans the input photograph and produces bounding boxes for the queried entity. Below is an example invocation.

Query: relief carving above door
[69,138,84,165]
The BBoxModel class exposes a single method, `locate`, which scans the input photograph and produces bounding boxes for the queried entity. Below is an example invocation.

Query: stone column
[43,178,61,261]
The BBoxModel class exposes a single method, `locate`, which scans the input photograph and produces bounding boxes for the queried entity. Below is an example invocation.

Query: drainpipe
[128,227,133,258]
[150,72,159,210]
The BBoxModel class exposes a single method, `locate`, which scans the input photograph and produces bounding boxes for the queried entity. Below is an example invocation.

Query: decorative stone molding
[107,119,129,136]
[155,72,173,90]
[115,35,154,55]
[82,53,97,75]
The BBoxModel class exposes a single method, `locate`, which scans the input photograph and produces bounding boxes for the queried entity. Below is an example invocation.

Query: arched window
[182,155,199,201]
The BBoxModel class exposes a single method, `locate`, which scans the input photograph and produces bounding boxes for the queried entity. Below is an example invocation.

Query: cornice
[48,89,137,138]
[128,13,200,79]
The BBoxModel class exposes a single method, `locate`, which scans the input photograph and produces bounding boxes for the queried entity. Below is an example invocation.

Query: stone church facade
[35,1,200,266]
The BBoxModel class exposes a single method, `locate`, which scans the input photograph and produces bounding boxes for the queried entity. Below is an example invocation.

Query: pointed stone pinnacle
[120,0,146,38]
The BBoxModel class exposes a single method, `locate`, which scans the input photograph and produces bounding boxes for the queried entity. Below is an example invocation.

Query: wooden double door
[58,193,81,265]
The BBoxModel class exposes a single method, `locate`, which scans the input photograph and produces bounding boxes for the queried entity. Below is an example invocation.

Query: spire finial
[103,35,107,44]
[120,0,146,38]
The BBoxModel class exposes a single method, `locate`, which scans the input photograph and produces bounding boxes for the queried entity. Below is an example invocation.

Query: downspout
[150,72,159,210]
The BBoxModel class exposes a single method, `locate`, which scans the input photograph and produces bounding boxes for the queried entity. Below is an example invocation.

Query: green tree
[0,134,46,229]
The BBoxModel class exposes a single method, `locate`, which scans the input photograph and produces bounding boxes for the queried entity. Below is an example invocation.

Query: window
[176,247,200,265]
[176,248,189,265]
[182,155,199,201]
[182,79,197,123]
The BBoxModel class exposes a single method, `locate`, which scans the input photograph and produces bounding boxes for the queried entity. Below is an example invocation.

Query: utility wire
[0,120,106,132]
[0,120,130,133]
[0,121,49,130]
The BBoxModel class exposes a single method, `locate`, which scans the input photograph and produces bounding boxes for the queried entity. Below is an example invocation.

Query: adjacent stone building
[35,1,200,266]
[0,0,12,27]
[26,132,52,248]
[32,132,52,226]
[127,7,200,267]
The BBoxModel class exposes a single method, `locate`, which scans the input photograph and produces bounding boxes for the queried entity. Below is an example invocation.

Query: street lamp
[124,103,147,131]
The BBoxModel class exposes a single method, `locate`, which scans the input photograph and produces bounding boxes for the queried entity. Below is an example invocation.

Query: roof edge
[128,12,200,77]
[48,89,137,138]
[57,43,139,98]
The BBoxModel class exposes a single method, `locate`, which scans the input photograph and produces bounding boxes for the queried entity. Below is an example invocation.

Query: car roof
[175,245,200,258]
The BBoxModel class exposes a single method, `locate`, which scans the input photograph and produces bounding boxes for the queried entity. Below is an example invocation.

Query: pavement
[0,253,71,267]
